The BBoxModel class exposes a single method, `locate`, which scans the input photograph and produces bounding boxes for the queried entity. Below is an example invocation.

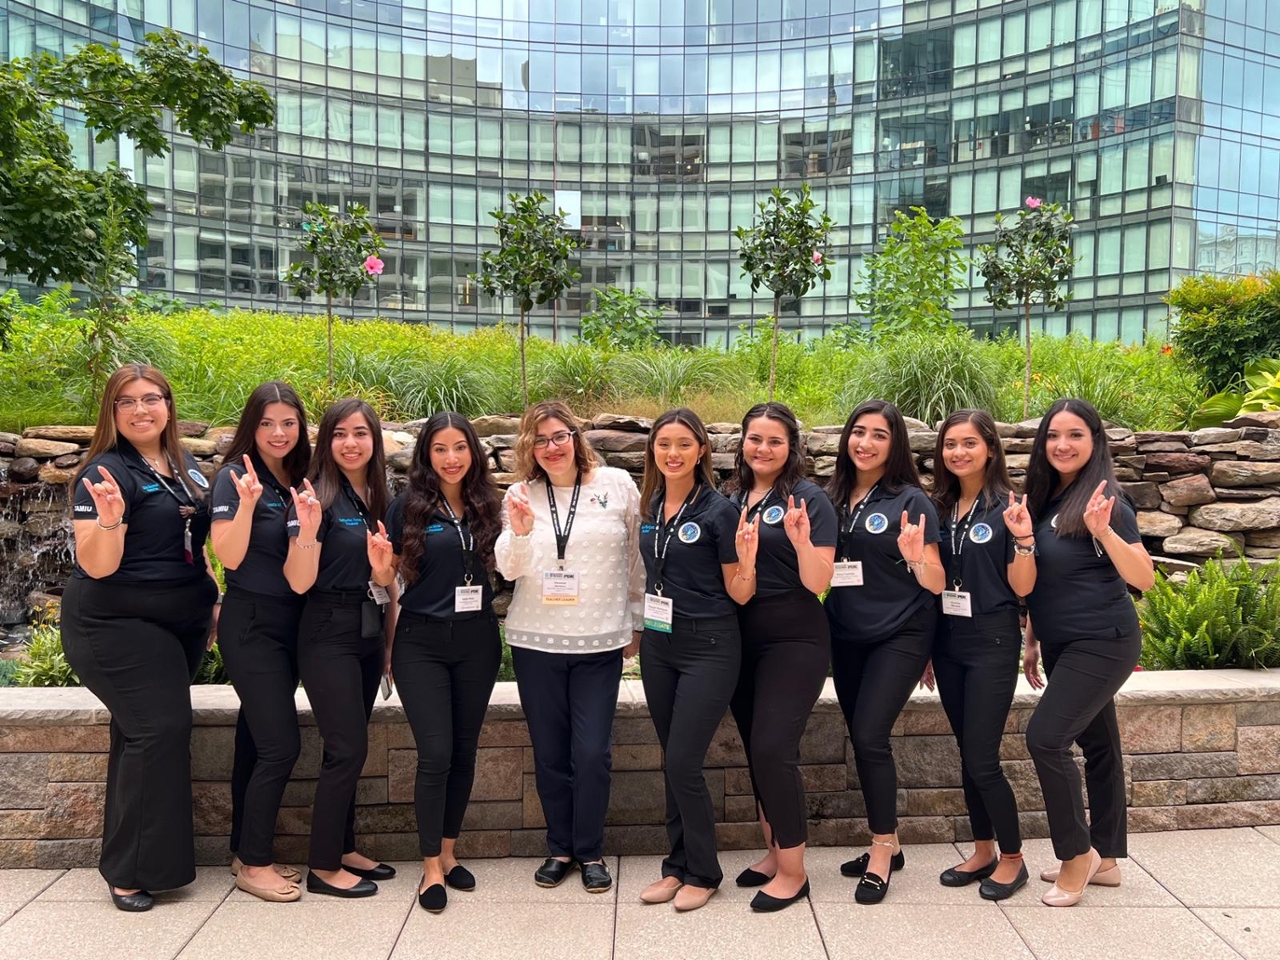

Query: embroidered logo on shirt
[141,482,161,493]
[763,505,786,525]
[338,517,364,527]
[678,521,702,544]
[188,468,210,489]
[591,493,610,508]
[969,522,993,544]
[865,512,889,534]
[1050,514,1059,530]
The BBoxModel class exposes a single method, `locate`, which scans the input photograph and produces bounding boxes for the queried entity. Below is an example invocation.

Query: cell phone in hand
[380,674,393,700]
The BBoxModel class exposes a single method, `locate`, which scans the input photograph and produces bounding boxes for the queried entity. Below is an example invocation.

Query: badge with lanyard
[832,484,878,587]
[644,485,699,633]
[942,496,982,618]
[542,475,582,605]
[443,500,483,612]
[343,479,391,605]
[140,453,198,564]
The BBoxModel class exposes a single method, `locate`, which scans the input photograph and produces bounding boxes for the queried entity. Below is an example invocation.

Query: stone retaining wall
[1,672,1277,869]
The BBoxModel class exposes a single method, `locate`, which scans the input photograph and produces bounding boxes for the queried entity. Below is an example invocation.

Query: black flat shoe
[418,877,447,913]
[108,884,153,912]
[940,858,998,887]
[534,858,575,888]
[979,863,1029,902]
[306,871,378,898]
[750,879,810,912]
[580,861,612,893]
[444,865,475,891]
[855,871,892,904]
[735,867,773,888]
[841,850,905,877]
[342,861,396,881]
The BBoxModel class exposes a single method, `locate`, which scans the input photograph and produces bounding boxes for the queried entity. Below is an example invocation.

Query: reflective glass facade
[2,0,1277,344]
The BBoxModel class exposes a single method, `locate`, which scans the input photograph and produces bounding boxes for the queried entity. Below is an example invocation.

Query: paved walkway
[1,828,1278,960]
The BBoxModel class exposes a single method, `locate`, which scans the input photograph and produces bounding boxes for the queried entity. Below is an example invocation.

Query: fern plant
[14,622,80,687]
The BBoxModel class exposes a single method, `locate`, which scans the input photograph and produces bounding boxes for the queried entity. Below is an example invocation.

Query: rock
[24,512,69,538]
[52,454,82,468]
[902,417,929,431]
[1137,441,1190,453]
[908,431,937,453]
[178,437,218,457]
[386,430,414,448]
[1189,497,1280,532]
[176,421,209,437]
[1143,472,1170,482]
[707,422,740,434]
[0,441,15,456]
[1136,511,1182,538]
[1226,411,1280,429]
[711,453,736,472]
[470,415,521,438]
[21,425,95,442]
[994,421,1017,438]
[805,434,840,456]
[1001,437,1035,454]
[15,438,80,458]
[196,460,217,482]
[1143,452,1211,475]
[1160,528,1244,555]
[1005,454,1031,471]
[1246,546,1280,559]
[1136,430,1189,444]
[387,450,413,472]
[1160,474,1216,507]
[214,433,235,455]
[1160,502,1189,515]
[37,464,76,485]
[1121,482,1161,509]
[0,431,20,445]
[1211,460,1280,487]
[710,433,740,453]
[1014,418,1042,438]
[584,429,648,453]
[1235,441,1280,460]
[1190,427,1242,446]
[591,413,652,432]
[381,434,404,455]
[809,425,845,435]
[1246,530,1280,547]
[1114,467,1142,482]
[7,458,40,482]
[0,520,24,539]
[1215,486,1280,501]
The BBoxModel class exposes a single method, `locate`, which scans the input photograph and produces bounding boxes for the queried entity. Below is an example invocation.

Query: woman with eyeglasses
[495,401,645,895]
[62,364,219,911]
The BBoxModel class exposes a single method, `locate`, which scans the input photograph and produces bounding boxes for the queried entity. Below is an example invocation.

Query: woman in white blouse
[496,400,644,894]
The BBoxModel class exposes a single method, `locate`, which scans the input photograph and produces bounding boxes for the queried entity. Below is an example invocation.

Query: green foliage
[613,351,739,408]
[1140,557,1280,670]
[14,621,79,687]
[578,286,663,350]
[857,207,967,334]
[1191,357,1280,429]
[0,659,17,687]
[1169,273,1280,395]
[733,316,808,399]
[530,342,617,406]
[195,642,232,685]
[734,183,835,400]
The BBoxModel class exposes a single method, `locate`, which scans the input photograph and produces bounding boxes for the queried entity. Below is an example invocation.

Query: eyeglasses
[114,393,168,412]
[533,430,575,449]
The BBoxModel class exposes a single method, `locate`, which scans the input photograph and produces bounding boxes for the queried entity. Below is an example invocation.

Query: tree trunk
[767,294,782,402]
[326,294,335,387]
[519,306,529,408]
[1023,297,1033,419]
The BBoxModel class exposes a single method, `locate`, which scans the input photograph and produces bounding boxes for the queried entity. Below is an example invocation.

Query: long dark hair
[223,381,311,487]
[640,408,717,517]
[1025,398,1117,538]
[931,409,1013,516]
[307,398,388,522]
[400,412,502,581]
[827,399,919,508]
[727,402,806,500]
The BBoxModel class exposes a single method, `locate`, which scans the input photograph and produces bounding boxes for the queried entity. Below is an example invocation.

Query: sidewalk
[1,827,1277,960]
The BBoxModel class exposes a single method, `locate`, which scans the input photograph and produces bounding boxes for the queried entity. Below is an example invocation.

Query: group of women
[63,362,1154,918]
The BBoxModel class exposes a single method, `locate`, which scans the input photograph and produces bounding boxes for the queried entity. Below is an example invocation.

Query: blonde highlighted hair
[514,400,599,483]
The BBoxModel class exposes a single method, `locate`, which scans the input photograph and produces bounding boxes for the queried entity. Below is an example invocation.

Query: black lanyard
[838,483,878,560]
[739,488,774,522]
[545,473,581,568]
[652,484,700,595]
[341,478,376,532]
[441,499,475,586]
[137,450,197,564]
[947,495,983,588]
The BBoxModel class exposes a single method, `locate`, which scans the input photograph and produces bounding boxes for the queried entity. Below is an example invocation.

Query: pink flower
[1025,197,1043,209]
[364,255,384,276]
[812,251,823,264]
[1133,665,1144,672]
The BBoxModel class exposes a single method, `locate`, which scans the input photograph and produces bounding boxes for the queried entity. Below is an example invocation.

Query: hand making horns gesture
[82,465,125,528]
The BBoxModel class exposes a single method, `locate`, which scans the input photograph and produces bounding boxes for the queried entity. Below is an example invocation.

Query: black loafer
[855,871,892,904]
[735,867,773,888]
[306,871,378,898]
[940,858,998,887]
[342,861,396,881]
[749,879,810,912]
[534,858,575,888]
[979,862,1029,902]
[580,861,612,893]
[418,879,447,913]
[841,850,905,877]
[108,884,154,912]
[444,865,476,891]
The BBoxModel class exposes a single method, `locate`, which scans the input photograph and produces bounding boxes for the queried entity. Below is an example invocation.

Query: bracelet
[734,570,756,582]
[906,558,926,574]
[1014,534,1035,543]
[294,539,318,550]
[1013,542,1036,557]
[96,517,122,531]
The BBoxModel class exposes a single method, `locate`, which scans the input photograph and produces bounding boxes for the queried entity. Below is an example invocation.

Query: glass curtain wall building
[1,0,1277,344]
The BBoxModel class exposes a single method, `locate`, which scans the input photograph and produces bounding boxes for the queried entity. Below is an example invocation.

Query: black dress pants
[61,575,215,890]
[1026,630,1141,861]
[731,589,830,850]
[220,588,304,867]
[392,611,502,857]
[297,593,384,871]
[511,645,623,863]
[641,614,741,888]
[831,605,935,836]
[933,610,1023,854]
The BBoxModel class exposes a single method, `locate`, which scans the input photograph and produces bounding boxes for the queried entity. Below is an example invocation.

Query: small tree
[735,183,834,400]
[578,286,664,350]
[857,207,967,335]
[977,197,1075,418]
[283,201,386,386]
[473,192,582,406]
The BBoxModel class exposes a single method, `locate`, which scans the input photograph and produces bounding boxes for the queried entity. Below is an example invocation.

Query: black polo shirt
[937,494,1019,618]
[728,477,838,599]
[211,455,293,597]
[825,484,941,645]
[640,486,740,619]
[72,441,212,583]
[287,485,380,593]
[386,493,494,619]
[1026,490,1142,645]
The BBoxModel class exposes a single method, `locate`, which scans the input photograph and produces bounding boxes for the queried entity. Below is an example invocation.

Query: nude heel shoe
[1042,850,1102,907]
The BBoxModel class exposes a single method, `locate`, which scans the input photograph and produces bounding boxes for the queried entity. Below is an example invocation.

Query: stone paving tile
[1009,838,1180,907]
[0,901,24,924]
[805,843,1012,905]
[614,899,825,960]
[1193,907,1280,960]
[0,900,216,960]
[1257,825,1280,846]
[0,869,63,903]
[1128,827,1280,907]
[178,901,411,960]
[37,866,233,903]
[816,902,1034,960]
[1003,906,1241,960]
[394,901,614,960]
[396,856,619,904]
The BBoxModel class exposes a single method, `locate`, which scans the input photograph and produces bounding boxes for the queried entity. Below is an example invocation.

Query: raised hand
[897,511,926,563]
[232,454,263,511]
[783,495,811,547]
[1002,491,1033,540]
[290,478,323,540]
[82,465,125,527]
[507,483,535,536]
[367,520,395,581]
[735,506,760,571]
[1082,480,1115,539]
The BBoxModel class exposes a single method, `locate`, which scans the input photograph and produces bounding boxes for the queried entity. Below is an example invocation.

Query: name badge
[830,561,864,587]
[941,590,973,618]
[368,580,391,605]
[455,585,483,612]
[542,570,580,605]
[643,593,673,633]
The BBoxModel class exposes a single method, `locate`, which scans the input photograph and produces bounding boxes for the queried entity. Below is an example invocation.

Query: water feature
[0,463,75,643]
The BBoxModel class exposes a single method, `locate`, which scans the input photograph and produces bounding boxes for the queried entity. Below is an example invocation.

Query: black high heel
[108,883,153,912]
[749,879,810,912]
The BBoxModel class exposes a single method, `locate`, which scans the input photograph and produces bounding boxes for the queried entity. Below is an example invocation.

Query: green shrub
[613,350,741,408]
[0,659,19,687]
[1140,556,1280,670]
[14,623,80,687]
[1169,273,1280,394]
[195,641,232,685]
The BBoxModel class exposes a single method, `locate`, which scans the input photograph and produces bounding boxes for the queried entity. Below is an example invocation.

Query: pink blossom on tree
[812,250,823,264]
[364,255,384,276]
[1025,196,1043,209]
